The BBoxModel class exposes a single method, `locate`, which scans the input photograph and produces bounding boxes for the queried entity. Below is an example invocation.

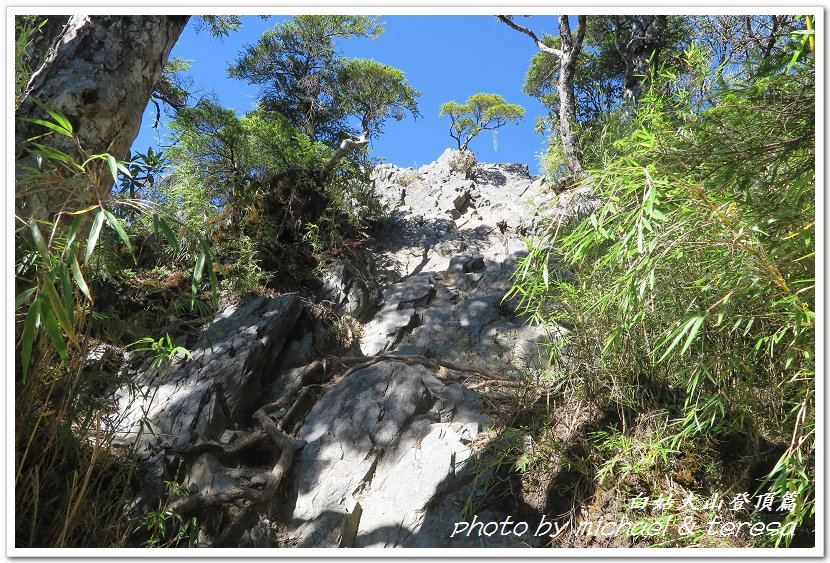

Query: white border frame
[5,3,824,559]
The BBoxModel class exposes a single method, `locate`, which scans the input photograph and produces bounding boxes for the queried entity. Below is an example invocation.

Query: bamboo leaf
[16,287,37,310]
[658,315,705,363]
[31,98,73,133]
[65,216,84,250]
[105,154,119,181]
[30,143,79,167]
[116,161,133,178]
[29,219,49,262]
[66,204,100,216]
[70,256,91,301]
[85,210,105,264]
[679,315,706,355]
[20,298,42,382]
[41,301,68,365]
[42,276,75,339]
[191,251,206,308]
[59,262,74,320]
[154,215,178,248]
[200,239,218,309]
[20,117,73,137]
[103,209,134,256]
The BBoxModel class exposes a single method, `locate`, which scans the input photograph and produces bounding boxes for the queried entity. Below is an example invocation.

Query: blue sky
[131,15,557,174]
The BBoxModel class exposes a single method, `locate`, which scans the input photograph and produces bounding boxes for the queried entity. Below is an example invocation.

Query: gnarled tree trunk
[613,15,666,105]
[16,15,189,218]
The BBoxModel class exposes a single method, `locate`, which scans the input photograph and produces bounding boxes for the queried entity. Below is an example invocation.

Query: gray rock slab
[108,295,303,452]
[289,359,492,548]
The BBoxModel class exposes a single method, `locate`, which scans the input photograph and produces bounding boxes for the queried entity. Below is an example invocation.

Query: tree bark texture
[556,15,586,179]
[613,15,666,105]
[499,15,586,179]
[16,15,189,215]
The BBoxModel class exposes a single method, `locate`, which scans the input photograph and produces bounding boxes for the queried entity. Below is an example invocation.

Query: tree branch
[319,116,370,181]
[497,16,563,57]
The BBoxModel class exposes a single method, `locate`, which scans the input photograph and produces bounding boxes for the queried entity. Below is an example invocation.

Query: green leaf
[65,216,84,250]
[31,98,73,134]
[651,207,667,222]
[116,161,133,178]
[29,219,49,262]
[658,315,706,363]
[103,209,134,256]
[41,301,68,365]
[191,251,206,308]
[15,287,37,310]
[29,143,80,167]
[85,210,105,264]
[200,239,218,309]
[70,256,91,301]
[20,297,42,382]
[154,215,178,248]
[105,154,119,181]
[679,315,706,355]
[59,262,74,319]
[20,117,73,137]
[42,276,75,339]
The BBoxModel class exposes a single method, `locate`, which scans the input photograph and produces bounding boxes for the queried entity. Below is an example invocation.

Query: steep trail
[106,149,595,548]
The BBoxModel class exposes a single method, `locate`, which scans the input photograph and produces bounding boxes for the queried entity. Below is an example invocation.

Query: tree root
[157,352,520,545]
[324,352,518,388]
[165,404,306,546]
[168,429,269,464]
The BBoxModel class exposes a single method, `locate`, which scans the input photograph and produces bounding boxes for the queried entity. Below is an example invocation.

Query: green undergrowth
[507,57,814,547]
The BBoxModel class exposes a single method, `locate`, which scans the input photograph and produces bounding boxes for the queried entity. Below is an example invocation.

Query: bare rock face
[319,248,380,321]
[110,149,593,548]
[288,360,492,548]
[283,151,582,547]
[108,295,303,453]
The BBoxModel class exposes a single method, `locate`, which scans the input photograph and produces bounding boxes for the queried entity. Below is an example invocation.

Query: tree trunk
[319,118,370,181]
[16,15,189,218]
[498,14,586,179]
[557,15,586,179]
[614,15,665,105]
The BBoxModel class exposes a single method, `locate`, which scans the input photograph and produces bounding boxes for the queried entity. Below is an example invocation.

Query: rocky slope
[106,149,595,548]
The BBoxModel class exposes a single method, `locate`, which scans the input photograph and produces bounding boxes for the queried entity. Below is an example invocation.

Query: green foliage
[524,33,619,126]
[14,15,48,106]
[228,15,384,143]
[142,482,198,548]
[126,334,191,375]
[151,57,194,116]
[166,100,328,210]
[511,48,814,546]
[439,93,525,151]
[15,104,220,547]
[194,15,244,38]
[335,58,421,133]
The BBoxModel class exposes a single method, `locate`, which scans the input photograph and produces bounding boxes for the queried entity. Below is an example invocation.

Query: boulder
[319,249,380,321]
[108,295,303,452]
